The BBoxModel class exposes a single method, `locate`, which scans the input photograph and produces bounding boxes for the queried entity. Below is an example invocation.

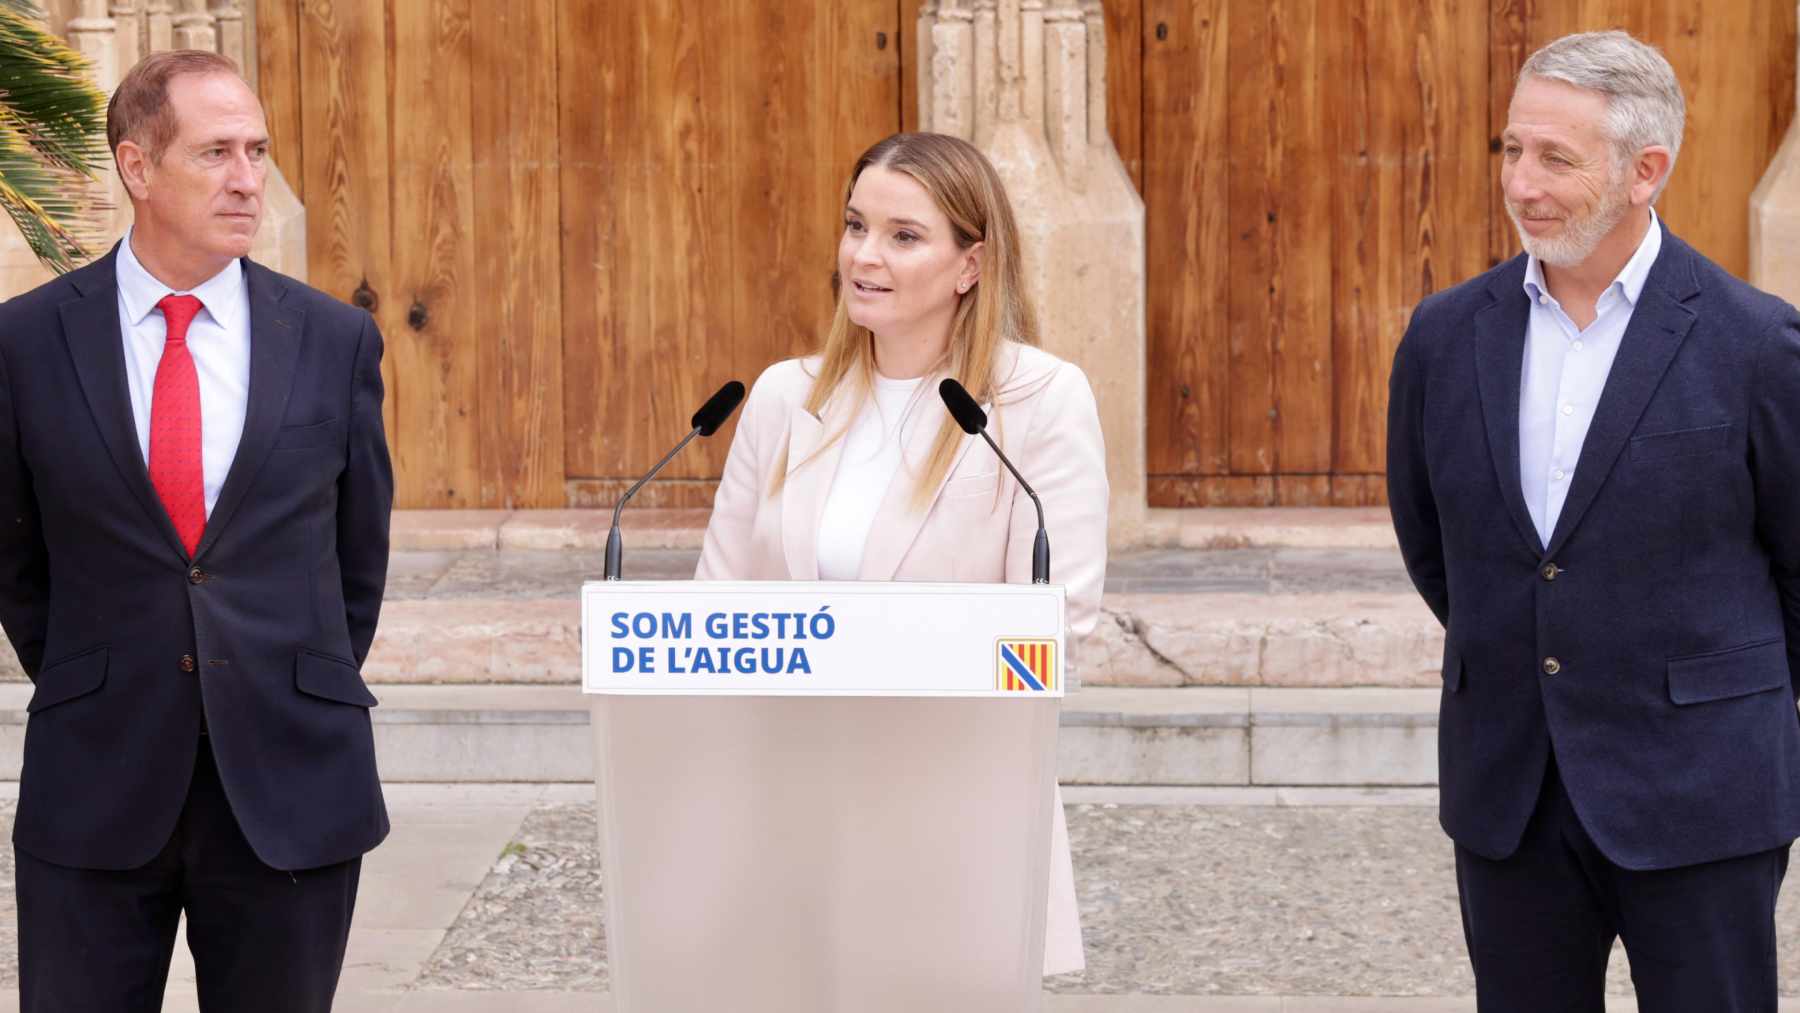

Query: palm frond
[0,2,109,272]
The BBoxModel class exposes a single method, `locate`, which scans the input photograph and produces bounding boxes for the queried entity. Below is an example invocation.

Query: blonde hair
[775,132,1038,506]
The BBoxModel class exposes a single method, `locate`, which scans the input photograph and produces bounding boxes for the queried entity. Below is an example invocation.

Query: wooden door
[1135,0,1797,506]
[259,0,900,509]
[560,0,902,508]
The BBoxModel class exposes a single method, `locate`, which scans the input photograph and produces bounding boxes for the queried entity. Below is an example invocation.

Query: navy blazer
[1388,222,1800,871]
[0,246,393,872]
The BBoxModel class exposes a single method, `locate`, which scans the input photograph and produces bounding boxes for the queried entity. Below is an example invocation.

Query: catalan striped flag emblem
[997,639,1058,692]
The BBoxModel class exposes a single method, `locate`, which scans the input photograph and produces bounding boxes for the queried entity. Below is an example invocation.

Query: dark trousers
[1456,753,1789,1013]
[15,736,361,1013]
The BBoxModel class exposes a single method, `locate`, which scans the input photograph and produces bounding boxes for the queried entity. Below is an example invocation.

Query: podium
[582,580,1066,1013]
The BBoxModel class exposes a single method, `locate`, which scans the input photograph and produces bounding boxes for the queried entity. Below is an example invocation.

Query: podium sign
[582,581,1067,1012]
[582,580,1066,696]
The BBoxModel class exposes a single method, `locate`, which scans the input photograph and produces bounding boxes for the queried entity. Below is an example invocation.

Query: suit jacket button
[179,654,197,673]
[1541,563,1560,582]
[188,567,207,585]
[1542,656,1562,676]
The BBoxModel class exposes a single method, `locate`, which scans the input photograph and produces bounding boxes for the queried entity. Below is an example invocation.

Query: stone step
[390,506,1401,553]
[0,544,1442,688]
[364,542,1440,689]
[0,685,1442,786]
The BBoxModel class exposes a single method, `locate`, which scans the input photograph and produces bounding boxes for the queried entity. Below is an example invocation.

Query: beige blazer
[695,341,1107,976]
[696,341,1109,646]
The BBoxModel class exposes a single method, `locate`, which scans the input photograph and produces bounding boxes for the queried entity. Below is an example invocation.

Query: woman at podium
[696,131,1108,977]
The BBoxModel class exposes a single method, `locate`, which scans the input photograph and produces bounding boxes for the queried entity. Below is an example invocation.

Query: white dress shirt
[116,229,252,517]
[815,373,927,580]
[1519,210,1663,546]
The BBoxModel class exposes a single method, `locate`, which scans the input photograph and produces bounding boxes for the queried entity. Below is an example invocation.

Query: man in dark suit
[1388,30,1800,1012]
[0,50,391,1011]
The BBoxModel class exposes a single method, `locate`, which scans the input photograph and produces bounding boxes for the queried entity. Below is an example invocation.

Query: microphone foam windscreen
[938,378,987,435]
[692,380,747,436]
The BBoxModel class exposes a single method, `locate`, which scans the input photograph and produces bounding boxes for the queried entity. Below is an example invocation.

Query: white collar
[116,227,246,332]
[1523,207,1663,308]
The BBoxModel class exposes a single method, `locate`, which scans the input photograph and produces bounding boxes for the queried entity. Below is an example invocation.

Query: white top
[1518,209,1663,546]
[815,373,926,580]
[116,229,252,517]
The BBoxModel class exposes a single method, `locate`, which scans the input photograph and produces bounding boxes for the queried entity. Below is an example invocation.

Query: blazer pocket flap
[1668,638,1790,705]
[942,470,999,500]
[273,418,343,451]
[27,647,108,713]
[1629,423,1730,462]
[1441,643,1464,692]
[295,651,379,707]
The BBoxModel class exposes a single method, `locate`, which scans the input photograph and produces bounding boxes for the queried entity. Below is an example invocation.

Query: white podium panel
[583,581,1066,696]
[582,582,1066,1012]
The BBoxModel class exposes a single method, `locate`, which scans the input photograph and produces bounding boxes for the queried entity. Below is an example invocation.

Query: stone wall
[917,0,1148,546]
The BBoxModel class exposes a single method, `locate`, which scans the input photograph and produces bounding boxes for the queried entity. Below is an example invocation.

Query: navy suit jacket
[0,246,393,872]
[1388,222,1800,870]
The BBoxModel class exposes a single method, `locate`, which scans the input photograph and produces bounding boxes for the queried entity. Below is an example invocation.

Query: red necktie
[149,294,206,556]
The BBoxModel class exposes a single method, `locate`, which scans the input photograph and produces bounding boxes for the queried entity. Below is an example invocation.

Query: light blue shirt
[1519,209,1663,546]
[116,229,252,517]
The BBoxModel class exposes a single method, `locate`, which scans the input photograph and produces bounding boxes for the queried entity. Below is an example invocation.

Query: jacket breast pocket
[1629,423,1730,463]
[1667,637,1790,705]
[273,418,343,452]
[941,470,999,501]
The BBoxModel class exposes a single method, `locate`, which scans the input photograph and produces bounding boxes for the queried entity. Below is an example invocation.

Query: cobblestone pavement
[381,547,1415,601]
[414,801,1800,996]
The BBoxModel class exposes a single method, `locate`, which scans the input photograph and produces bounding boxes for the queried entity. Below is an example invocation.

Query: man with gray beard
[1387,30,1800,1011]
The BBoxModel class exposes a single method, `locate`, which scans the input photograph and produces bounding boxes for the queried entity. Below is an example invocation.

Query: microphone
[938,378,1050,584]
[605,380,746,580]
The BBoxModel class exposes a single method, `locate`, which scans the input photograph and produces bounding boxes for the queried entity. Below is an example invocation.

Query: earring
[958,282,970,293]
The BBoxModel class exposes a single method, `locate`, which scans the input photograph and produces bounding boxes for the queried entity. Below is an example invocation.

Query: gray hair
[1519,31,1686,201]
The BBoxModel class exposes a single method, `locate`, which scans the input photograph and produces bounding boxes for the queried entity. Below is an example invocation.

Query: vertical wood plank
[560,0,736,484]
[1103,0,1143,193]
[1324,0,1402,477]
[388,0,479,506]
[472,0,563,507]
[1226,0,1331,476]
[1143,0,1229,478]
[299,0,395,441]
[900,0,923,132]
[255,0,303,199]
[1224,0,1276,475]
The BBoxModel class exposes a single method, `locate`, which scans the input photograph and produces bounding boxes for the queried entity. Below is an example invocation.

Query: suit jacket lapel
[59,248,191,562]
[857,391,985,581]
[1473,260,1545,559]
[1544,238,1699,558]
[194,260,305,559]
[779,396,844,581]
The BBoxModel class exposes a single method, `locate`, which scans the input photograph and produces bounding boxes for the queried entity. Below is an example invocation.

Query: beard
[1506,173,1633,268]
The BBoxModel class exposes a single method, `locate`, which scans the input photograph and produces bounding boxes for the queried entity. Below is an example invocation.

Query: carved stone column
[65,0,117,91]
[144,0,173,53]
[171,0,215,51]
[1750,7,1800,307]
[209,0,244,72]
[918,0,1148,547]
[109,0,141,77]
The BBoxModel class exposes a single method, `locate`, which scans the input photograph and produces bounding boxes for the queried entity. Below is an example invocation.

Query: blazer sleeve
[337,312,394,667]
[1748,302,1800,700]
[1386,312,1449,627]
[0,343,48,678]
[1008,362,1109,657]
[696,370,770,581]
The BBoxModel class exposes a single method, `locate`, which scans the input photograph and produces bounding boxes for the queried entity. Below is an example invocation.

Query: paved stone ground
[382,547,1416,601]
[414,800,1800,997]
